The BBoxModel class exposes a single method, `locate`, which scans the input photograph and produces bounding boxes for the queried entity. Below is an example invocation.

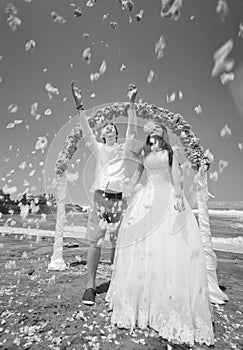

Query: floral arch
[48,102,228,305]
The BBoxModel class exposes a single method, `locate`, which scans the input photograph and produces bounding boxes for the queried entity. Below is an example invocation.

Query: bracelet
[76,104,84,111]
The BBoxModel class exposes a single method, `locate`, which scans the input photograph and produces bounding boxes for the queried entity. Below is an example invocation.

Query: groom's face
[102,123,117,143]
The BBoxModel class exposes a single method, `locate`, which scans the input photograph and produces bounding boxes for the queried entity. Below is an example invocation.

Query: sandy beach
[0,232,242,350]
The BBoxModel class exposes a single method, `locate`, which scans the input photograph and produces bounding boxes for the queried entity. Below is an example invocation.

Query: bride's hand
[173,192,185,212]
[71,81,84,110]
[127,84,137,103]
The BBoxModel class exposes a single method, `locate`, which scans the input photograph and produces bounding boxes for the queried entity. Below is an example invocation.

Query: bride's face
[150,124,163,138]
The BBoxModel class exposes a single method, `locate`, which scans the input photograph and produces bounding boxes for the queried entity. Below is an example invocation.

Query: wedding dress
[106,150,214,346]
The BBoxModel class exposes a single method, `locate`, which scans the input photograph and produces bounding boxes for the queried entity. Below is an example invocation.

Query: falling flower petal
[86,0,97,7]
[216,0,229,22]
[50,11,66,24]
[90,72,100,82]
[155,35,167,59]
[160,0,182,21]
[135,9,144,22]
[178,90,183,99]
[44,108,52,116]
[7,103,18,113]
[147,70,156,84]
[99,60,107,75]
[220,124,231,138]
[30,102,38,116]
[14,119,23,125]
[218,159,229,173]
[211,39,234,77]
[29,170,36,177]
[220,72,235,85]
[6,122,15,129]
[238,23,243,38]
[82,47,91,64]
[166,92,176,103]
[103,13,109,21]
[90,93,96,98]
[238,143,243,151]
[18,161,27,170]
[73,7,82,17]
[45,82,59,95]
[210,171,219,181]
[120,64,126,71]
[110,21,117,29]
[3,184,17,194]
[25,39,36,52]
[35,136,48,152]
[24,180,30,186]
[83,33,90,39]
[194,104,202,114]
[67,171,79,183]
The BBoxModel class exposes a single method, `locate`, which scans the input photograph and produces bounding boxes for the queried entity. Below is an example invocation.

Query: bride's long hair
[133,124,174,167]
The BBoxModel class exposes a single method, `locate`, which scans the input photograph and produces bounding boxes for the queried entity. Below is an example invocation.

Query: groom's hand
[71,81,84,110]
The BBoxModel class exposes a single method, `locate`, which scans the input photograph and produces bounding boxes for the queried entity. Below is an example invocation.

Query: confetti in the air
[155,35,167,59]
[25,39,36,52]
[211,39,234,77]
[7,103,18,113]
[90,93,96,98]
[216,0,229,22]
[147,70,156,84]
[178,91,183,99]
[160,0,182,21]
[220,124,232,138]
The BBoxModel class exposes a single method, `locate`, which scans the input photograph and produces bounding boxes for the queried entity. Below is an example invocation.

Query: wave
[193,209,243,217]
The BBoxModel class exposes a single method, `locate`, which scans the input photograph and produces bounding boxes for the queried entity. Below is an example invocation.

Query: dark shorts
[86,190,127,244]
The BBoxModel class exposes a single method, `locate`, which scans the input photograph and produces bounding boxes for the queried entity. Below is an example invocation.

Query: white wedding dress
[106,150,214,346]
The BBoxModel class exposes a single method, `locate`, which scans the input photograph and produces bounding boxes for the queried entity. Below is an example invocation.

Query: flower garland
[55,102,211,175]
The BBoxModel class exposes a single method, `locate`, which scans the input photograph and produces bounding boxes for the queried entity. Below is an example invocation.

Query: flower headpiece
[143,120,157,133]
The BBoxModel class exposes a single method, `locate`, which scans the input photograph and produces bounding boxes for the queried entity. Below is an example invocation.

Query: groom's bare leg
[86,244,101,289]
[110,245,116,265]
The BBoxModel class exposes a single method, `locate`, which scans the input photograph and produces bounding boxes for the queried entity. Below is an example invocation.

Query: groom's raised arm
[71,81,99,154]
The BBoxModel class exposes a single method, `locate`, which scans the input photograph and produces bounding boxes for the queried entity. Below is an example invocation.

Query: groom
[71,82,138,305]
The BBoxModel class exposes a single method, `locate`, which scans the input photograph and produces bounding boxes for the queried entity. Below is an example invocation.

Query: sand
[0,233,242,350]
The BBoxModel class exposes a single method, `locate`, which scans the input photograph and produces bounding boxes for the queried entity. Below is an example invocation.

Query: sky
[1,0,243,207]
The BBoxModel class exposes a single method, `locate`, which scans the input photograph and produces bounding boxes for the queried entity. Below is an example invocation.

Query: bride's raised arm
[124,84,138,156]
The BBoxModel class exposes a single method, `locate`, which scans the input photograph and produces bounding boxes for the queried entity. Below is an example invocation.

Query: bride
[106,118,214,346]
